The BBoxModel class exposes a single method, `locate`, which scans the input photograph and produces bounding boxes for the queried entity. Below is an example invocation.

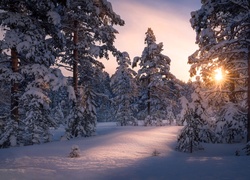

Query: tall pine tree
[0,0,66,147]
[61,0,124,138]
[133,28,174,123]
[189,0,250,144]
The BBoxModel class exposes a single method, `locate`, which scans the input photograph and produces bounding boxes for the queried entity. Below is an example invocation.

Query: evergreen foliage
[215,103,247,143]
[189,0,250,143]
[111,52,137,126]
[176,105,203,153]
[0,0,66,147]
[177,78,211,152]
[65,84,97,138]
[243,141,250,156]
[61,0,124,137]
[133,28,174,121]
[69,145,81,158]
[65,102,86,138]
[96,72,114,122]
[20,65,66,145]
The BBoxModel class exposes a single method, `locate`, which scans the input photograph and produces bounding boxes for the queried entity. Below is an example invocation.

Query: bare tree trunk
[73,20,79,99]
[11,48,19,122]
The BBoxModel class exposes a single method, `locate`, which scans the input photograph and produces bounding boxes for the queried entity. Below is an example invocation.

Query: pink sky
[103,0,201,82]
[0,1,201,82]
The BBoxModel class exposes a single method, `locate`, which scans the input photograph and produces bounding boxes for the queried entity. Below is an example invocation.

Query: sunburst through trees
[214,68,223,82]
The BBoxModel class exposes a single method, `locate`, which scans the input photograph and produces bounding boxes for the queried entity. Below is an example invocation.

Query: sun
[214,68,223,81]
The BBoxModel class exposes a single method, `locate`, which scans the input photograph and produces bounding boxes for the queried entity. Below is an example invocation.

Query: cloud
[103,0,200,81]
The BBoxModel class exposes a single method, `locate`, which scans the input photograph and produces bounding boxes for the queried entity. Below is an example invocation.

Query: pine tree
[215,103,246,143]
[191,78,214,143]
[20,66,66,145]
[49,85,69,127]
[176,104,203,153]
[243,141,250,155]
[65,102,85,138]
[189,0,250,142]
[166,106,176,125]
[0,0,66,147]
[177,78,212,153]
[80,85,97,136]
[66,85,97,138]
[111,52,137,126]
[0,56,16,147]
[175,80,194,125]
[61,0,124,138]
[132,28,174,122]
[96,72,114,122]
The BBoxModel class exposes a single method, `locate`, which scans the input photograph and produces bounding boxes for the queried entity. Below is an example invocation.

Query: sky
[104,0,202,82]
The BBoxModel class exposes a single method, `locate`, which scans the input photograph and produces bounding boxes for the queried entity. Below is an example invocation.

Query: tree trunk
[247,45,250,142]
[228,75,236,103]
[73,20,79,99]
[242,24,250,143]
[11,48,19,122]
[147,76,151,116]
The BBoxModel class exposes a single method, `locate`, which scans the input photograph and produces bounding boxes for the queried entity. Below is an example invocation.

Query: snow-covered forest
[0,0,250,179]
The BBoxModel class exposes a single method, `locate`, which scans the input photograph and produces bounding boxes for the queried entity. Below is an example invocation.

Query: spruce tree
[189,0,250,143]
[61,0,124,138]
[176,104,203,153]
[133,28,174,123]
[111,52,137,126]
[0,0,66,147]
[177,77,211,152]
[96,72,114,122]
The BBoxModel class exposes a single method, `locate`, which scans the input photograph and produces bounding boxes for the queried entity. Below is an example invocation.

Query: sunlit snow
[0,123,250,180]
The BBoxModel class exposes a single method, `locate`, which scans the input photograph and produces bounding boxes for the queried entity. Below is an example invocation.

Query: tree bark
[11,48,19,122]
[247,45,250,142]
[228,74,236,103]
[73,20,79,99]
[147,76,151,116]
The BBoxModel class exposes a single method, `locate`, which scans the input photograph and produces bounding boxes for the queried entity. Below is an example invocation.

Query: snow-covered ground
[0,123,250,180]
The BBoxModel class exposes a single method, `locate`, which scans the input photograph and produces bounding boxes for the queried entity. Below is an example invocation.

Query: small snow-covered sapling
[69,145,80,158]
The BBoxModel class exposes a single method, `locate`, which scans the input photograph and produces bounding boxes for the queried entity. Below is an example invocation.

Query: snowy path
[0,123,250,180]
